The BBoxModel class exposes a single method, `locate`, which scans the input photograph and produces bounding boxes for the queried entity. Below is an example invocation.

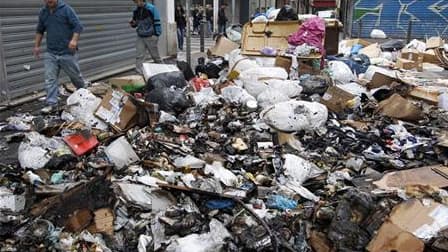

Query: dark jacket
[218,8,227,25]
[131,3,162,37]
[175,9,186,29]
[36,0,83,55]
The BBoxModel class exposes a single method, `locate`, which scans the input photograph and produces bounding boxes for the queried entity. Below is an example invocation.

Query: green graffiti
[354,7,381,21]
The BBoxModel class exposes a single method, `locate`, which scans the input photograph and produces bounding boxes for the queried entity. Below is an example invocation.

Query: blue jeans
[44,52,86,105]
[219,23,226,34]
[177,27,185,49]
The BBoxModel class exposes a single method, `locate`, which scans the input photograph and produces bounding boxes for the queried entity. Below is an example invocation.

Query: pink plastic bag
[288,17,325,54]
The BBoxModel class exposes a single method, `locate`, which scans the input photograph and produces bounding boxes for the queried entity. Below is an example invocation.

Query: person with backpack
[130,0,162,74]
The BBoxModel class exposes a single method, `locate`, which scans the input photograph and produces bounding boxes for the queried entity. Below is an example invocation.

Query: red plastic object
[63,133,99,156]
[191,77,210,92]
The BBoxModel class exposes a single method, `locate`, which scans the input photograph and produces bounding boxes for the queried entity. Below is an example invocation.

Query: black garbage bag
[145,87,191,113]
[177,61,195,81]
[195,57,223,79]
[380,40,405,52]
[276,5,298,21]
[146,71,187,91]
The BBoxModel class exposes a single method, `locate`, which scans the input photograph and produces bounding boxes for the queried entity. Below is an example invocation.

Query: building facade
[0,0,176,104]
[351,0,448,38]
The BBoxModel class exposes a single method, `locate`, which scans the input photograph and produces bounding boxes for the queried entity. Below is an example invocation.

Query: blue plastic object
[266,195,298,211]
[205,199,236,209]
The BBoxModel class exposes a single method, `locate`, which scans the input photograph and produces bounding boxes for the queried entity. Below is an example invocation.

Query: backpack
[136,3,155,37]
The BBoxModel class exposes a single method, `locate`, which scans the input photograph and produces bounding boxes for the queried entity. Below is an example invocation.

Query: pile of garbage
[1,33,448,251]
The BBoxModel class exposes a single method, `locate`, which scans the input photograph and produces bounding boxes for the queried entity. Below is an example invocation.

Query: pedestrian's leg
[145,36,162,63]
[60,53,86,89]
[136,36,146,74]
[43,52,60,105]
[180,28,185,49]
[177,28,182,50]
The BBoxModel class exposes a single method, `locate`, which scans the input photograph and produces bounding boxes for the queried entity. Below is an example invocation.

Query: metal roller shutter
[0,0,139,103]
[351,0,448,39]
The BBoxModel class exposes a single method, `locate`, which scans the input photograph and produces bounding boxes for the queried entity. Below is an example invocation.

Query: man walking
[130,0,162,75]
[218,3,228,34]
[33,0,88,113]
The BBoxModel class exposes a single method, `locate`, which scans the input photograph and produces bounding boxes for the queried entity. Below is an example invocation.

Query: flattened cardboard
[426,37,445,49]
[368,72,397,89]
[367,221,424,252]
[87,208,114,236]
[95,89,137,131]
[208,35,240,57]
[408,86,441,105]
[376,94,423,121]
[320,86,355,113]
[373,165,448,191]
[388,199,448,240]
[344,38,371,47]
[359,43,381,58]
[423,49,441,64]
[395,54,423,72]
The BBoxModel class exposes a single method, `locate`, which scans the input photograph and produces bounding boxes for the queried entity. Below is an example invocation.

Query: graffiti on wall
[353,0,448,38]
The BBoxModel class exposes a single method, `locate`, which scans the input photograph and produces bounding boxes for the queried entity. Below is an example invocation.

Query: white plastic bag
[257,88,290,109]
[328,61,356,84]
[204,161,238,186]
[265,79,303,98]
[166,219,231,252]
[261,100,328,132]
[18,132,70,169]
[370,29,387,39]
[239,67,288,97]
[192,87,220,107]
[283,154,322,185]
[174,155,206,169]
[221,86,257,106]
[228,49,259,73]
[105,136,140,169]
[61,88,108,130]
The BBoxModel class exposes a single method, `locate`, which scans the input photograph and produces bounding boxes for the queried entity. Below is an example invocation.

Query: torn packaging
[376,94,424,122]
[367,221,424,252]
[95,89,137,131]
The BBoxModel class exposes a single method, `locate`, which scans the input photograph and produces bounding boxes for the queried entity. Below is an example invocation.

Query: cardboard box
[376,94,423,122]
[373,165,448,191]
[367,221,424,252]
[359,43,381,58]
[389,199,448,240]
[208,35,240,57]
[408,86,441,105]
[320,86,355,113]
[109,75,145,93]
[396,57,423,71]
[343,38,371,47]
[368,72,398,89]
[95,89,137,131]
[426,36,445,49]
[88,208,114,236]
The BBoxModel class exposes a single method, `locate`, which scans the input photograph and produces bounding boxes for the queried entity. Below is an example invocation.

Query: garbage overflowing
[2,23,448,251]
